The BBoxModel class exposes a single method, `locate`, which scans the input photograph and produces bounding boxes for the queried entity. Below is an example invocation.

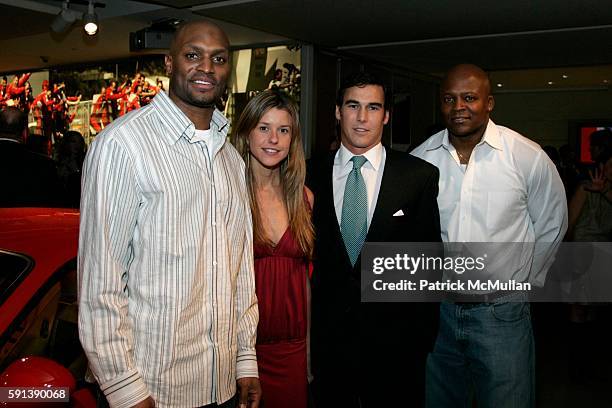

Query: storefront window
[225,44,302,129]
[2,44,301,151]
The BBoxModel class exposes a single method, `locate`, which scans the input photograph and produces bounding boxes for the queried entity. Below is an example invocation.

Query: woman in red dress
[231,90,314,408]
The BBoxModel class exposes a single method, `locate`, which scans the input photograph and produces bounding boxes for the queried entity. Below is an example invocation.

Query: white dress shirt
[411,119,568,286]
[333,142,386,229]
[78,91,258,408]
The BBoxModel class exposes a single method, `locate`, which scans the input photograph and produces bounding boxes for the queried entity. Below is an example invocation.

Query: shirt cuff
[100,369,150,408]
[236,351,258,379]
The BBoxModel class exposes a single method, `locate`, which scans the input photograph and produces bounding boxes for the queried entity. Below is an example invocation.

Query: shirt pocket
[485,189,526,232]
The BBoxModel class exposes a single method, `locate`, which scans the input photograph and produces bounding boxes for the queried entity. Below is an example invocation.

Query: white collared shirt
[78,91,258,408]
[411,119,568,286]
[333,142,386,229]
[192,128,226,162]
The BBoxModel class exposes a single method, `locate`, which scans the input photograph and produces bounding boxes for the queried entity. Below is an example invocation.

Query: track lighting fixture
[49,0,99,35]
[83,0,98,36]
[50,0,80,33]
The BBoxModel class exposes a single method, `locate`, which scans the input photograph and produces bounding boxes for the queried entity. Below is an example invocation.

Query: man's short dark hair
[0,107,27,140]
[598,147,612,164]
[336,71,391,109]
[590,128,612,149]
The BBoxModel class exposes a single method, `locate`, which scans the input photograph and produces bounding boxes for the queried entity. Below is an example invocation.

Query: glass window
[0,250,33,306]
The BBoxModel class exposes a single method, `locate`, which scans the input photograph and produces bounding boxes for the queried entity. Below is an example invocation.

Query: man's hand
[236,377,261,408]
[130,396,155,408]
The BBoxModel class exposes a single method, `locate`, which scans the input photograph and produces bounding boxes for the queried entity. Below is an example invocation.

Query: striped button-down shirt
[78,91,258,408]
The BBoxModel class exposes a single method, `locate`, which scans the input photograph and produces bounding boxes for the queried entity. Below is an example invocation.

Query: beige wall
[491,88,612,148]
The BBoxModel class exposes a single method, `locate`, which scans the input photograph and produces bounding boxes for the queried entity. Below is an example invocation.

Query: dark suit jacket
[0,140,63,208]
[307,147,441,407]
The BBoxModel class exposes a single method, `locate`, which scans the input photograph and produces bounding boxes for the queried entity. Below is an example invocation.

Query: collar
[479,119,503,150]
[151,91,229,145]
[335,142,384,172]
[426,119,503,152]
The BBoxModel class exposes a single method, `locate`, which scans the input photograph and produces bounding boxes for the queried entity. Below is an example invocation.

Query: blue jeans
[425,293,535,408]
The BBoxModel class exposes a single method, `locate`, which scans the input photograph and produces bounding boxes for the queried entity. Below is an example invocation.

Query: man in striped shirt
[78,20,261,408]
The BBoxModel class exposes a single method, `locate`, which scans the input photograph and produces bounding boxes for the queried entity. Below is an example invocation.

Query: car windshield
[0,251,33,305]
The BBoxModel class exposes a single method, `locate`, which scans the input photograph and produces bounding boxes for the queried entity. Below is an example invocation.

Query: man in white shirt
[411,64,567,408]
[78,20,261,408]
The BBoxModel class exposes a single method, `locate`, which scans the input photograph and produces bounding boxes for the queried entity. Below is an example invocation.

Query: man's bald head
[164,19,231,126]
[442,64,491,97]
[439,63,494,140]
[169,20,229,57]
[0,107,27,141]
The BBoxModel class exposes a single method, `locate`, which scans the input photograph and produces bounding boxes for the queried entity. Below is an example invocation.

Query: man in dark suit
[307,72,442,407]
[0,106,63,207]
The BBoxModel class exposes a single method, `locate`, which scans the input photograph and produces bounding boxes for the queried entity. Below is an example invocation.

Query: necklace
[457,150,469,163]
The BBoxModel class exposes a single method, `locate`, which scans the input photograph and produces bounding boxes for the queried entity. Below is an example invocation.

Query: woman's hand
[585,164,606,192]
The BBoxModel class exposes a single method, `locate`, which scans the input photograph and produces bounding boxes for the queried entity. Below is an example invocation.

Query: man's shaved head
[164,19,231,127]
[0,107,26,141]
[442,64,491,97]
[169,20,229,57]
[439,63,494,140]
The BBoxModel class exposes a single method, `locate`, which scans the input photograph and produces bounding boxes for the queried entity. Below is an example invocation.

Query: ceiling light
[83,15,97,35]
[83,0,98,35]
[496,83,503,88]
[547,81,554,85]
[50,1,80,33]
[562,74,568,79]
[604,80,609,84]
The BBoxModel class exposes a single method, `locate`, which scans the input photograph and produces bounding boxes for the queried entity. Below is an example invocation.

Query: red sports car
[0,208,94,407]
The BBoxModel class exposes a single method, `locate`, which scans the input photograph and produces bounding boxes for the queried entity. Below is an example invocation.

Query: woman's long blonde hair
[230,90,314,259]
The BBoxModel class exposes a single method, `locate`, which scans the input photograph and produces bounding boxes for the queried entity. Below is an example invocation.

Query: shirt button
[212,221,216,226]
[213,261,217,266]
